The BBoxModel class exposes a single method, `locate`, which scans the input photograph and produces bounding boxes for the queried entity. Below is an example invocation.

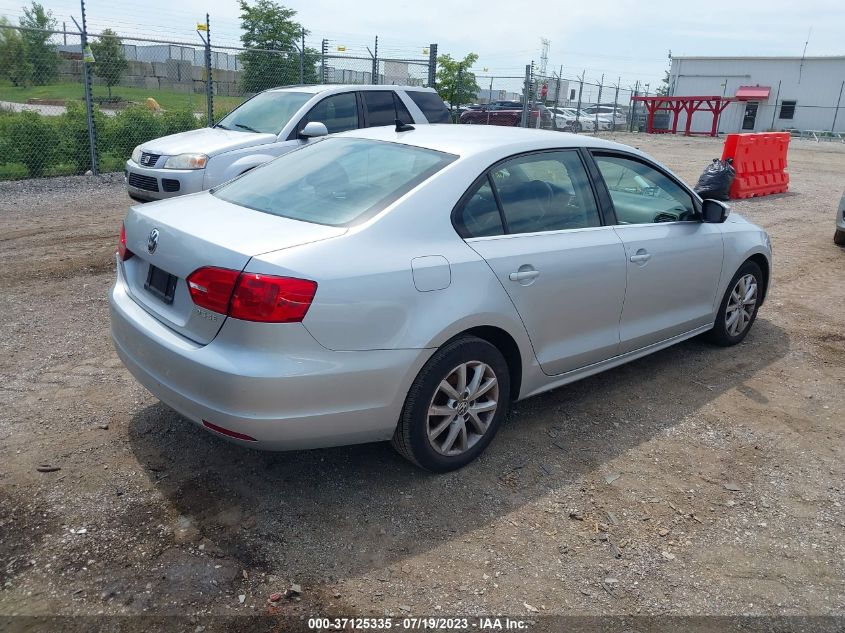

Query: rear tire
[392,336,510,472]
[835,229,845,245]
[704,260,763,346]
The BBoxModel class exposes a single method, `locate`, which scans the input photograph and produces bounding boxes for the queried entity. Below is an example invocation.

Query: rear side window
[492,151,601,234]
[213,138,456,227]
[407,91,450,123]
[454,177,505,238]
[363,91,413,127]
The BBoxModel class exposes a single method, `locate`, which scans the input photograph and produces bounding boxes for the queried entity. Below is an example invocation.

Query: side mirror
[298,121,328,139]
[701,199,731,223]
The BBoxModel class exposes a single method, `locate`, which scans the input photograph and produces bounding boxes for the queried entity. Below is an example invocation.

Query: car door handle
[509,270,540,282]
[629,252,652,263]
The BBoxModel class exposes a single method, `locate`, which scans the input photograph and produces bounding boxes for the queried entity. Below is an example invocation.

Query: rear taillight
[186,267,317,323]
[117,223,133,261]
[186,267,240,315]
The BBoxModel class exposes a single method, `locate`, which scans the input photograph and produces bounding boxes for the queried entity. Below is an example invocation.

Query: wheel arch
[444,325,524,401]
[745,253,770,305]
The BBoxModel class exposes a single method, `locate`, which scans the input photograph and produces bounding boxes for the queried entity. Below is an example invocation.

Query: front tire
[704,260,763,346]
[835,229,845,245]
[392,336,510,472]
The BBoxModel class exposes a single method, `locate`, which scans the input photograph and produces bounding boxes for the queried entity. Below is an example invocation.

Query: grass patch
[0,81,244,115]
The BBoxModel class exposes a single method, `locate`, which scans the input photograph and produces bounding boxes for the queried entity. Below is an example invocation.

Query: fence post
[521,64,531,128]
[629,80,639,132]
[79,0,98,175]
[300,27,305,83]
[831,80,844,133]
[427,43,437,88]
[372,35,378,84]
[575,71,584,133]
[321,39,328,83]
[204,14,213,126]
[594,74,604,135]
[612,77,620,133]
[552,66,562,130]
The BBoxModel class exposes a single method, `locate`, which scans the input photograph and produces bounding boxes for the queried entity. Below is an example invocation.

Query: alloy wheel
[427,361,499,456]
[725,273,758,337]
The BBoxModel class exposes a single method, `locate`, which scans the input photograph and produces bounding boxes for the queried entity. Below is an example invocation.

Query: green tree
[91,29,127,100]
[238,0,318,93]
[435,53,480,117]
[656,70,670,96]
[0,17,33,86]
[19,2,59,85]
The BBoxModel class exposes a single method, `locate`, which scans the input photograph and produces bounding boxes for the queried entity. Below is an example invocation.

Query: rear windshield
[213,138,456,226]
[407,91,451,123]
[216,91,311,135]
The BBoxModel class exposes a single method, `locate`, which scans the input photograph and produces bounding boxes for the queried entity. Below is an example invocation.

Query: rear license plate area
[144,264,178,304]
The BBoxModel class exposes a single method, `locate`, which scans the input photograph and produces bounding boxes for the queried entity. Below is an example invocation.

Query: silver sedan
[110,125,772,472]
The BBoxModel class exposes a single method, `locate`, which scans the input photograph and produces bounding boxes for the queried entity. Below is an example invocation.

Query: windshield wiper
[235,123,261,133]
[215,123,230,130]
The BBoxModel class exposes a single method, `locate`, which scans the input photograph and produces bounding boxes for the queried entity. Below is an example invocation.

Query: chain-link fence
[0,23,436,181]
[451,66,643,133]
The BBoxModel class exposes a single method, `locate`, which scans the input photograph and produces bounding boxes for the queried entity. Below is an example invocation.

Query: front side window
[592,154,696,224]
[363,91,413,127]
[217,91,311,135]
[213,138,456,226]
[299,92,359,134]
[490,151,601,234]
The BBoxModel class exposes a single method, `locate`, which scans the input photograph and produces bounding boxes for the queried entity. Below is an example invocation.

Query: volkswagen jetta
[110,125,772,472]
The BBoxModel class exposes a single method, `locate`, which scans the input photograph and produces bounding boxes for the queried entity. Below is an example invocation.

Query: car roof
[266,84,437,95]
[334,124,647,159]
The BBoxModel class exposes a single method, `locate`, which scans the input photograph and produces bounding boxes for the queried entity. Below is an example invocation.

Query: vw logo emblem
[147,228,159,254]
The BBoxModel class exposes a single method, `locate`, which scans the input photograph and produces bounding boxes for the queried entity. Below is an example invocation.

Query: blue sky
[4,0,843,90]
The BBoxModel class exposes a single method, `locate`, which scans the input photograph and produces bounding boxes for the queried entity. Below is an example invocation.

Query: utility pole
[321,39,328,83]
[630,80,640,132]
[552,65,562,129]
[612,77,620,132]
[372,35,379,85]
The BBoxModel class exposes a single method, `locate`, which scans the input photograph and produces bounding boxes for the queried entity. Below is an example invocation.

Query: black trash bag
[694,158,735,201]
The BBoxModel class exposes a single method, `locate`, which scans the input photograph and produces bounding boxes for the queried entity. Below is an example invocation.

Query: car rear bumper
[109,260,431,450]
[124,160,205,201]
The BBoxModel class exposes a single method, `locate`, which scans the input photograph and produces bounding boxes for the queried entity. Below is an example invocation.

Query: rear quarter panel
[246,153,536,360]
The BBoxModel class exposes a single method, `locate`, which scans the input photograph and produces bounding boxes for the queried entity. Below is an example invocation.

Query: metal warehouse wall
[668,57,845,134]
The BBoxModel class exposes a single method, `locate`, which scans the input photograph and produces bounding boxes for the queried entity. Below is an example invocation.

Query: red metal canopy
[735,85,771,100]
[631,95,733,137]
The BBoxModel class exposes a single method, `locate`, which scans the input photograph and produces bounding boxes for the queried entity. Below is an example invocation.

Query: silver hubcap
[427,361,499,456]
[725,273,758,337]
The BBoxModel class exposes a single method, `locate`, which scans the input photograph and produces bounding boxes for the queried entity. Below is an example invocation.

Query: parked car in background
[583,104,628,127]
[111,125,772,472]
[460,102,552,127]
[835,190,845,245]
[125,85,449,202]
[549,107,596,132]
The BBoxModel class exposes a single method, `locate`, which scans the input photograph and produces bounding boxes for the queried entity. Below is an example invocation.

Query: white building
[668,55,845,134]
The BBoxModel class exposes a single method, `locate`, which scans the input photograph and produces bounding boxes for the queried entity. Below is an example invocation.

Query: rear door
[457,150,627,376]
[591,152,724,353]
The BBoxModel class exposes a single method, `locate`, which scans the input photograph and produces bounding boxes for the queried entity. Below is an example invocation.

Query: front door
[454,150,627,375]
[742,102,758,131]
[591,152,725,353]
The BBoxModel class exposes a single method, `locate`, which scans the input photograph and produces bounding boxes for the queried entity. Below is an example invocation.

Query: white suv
[125,85,449,202]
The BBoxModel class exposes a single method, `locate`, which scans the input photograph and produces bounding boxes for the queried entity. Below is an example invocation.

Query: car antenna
[395,118,415,132]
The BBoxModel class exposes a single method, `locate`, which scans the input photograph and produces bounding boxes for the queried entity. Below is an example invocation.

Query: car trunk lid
[121,192,346,344]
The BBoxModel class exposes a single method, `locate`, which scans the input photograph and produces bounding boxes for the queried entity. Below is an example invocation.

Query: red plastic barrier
[721,132,790,199]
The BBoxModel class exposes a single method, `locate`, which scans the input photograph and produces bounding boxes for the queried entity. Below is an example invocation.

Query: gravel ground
[1,133,843,631]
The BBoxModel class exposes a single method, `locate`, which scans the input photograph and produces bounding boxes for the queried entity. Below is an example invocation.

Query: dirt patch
[0,134,843,624]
